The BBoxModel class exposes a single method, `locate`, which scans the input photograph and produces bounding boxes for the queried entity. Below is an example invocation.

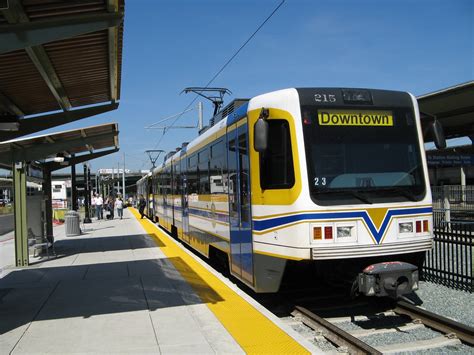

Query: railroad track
[289,300,474,354]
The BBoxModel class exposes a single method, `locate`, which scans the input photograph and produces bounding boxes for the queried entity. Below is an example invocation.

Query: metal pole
[111,167,114,196]
[122,152,126,198]
[461,166,466,203]
[83,163,91,223]
[42,168,53,243]
[88,166,92,207]
[198,101,203,131]
[71,156,77,210]
[117,162,120,195]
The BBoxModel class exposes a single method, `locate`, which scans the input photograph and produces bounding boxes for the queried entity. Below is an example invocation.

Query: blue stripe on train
[252,207,432,244]
[187,207,229,223]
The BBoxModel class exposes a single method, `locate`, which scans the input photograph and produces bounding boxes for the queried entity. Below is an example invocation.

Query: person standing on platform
[91,194,97,219]
[138,195,146,219]
[115,197,124,220]
[107,195,115,219]
[96,194,104,220]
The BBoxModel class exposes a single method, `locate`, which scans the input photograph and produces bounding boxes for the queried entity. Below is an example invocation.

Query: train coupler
[357,262,419,298]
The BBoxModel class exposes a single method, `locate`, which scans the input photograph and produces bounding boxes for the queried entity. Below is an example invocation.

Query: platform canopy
[0,0,124,141]
[418,81,474,142]
[0,122,119,171]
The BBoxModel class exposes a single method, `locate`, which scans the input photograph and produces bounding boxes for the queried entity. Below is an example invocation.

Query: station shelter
[417,81,474,186]
[0,0,125,267]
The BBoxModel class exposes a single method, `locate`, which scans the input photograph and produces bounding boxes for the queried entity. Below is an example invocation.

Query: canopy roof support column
[43,168,53,243]
[83,163,91,223]
[13,162,28,267]
[71,158,77,211]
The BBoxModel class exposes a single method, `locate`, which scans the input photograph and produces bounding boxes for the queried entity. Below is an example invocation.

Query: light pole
[122,152,126,198]
[83,163,92,223]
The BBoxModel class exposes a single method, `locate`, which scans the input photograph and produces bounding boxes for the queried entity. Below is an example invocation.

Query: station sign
[27,164,43,179]
[427,154,474,167]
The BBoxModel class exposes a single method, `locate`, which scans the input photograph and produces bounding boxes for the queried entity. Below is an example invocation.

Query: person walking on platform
[107,196,115,220]
[115,197,124,220]
[96,194,104,220]
[138,195,146,219]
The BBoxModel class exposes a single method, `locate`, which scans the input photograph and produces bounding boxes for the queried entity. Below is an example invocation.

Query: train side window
[198,147,210,195]
[198,149,209,164]
[187,153,198,194]
[210,140,227,194]
[211,140,224,158]
[260,120,295,189]
[188,154,197,169]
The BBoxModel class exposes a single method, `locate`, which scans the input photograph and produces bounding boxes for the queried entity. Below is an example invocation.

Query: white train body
[140,87,433,296]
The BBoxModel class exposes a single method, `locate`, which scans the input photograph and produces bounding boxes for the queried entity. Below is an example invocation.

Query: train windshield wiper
[317,189,372,204]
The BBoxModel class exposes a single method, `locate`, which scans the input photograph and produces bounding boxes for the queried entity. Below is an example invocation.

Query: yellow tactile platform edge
[130,208,310,354]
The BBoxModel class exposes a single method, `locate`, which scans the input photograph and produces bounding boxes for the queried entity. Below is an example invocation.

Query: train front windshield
[301,106,426,205]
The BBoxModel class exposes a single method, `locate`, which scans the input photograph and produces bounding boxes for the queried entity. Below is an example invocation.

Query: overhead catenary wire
[152,0,286,150]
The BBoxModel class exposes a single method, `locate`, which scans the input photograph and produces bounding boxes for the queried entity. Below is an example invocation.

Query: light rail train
[137,87,445,297]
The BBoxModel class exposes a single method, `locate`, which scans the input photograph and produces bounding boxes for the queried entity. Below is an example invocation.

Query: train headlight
[337,226,353,238]
[399,222,413,234]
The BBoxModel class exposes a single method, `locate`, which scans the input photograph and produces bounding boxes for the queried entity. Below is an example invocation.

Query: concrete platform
[0,209,319,354]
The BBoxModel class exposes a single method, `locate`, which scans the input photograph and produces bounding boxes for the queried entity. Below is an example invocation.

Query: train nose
[356,262,419,298]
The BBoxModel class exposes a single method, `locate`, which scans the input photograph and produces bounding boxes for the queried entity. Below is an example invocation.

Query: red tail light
[416,221,422,233]
[324,226,333,239]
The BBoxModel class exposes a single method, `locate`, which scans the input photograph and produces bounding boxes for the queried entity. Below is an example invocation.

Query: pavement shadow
[0,257,223,335]
[53,233,165,256]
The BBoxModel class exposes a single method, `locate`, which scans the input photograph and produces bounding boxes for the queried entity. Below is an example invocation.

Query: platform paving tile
[0,210,245,354]
[0,286,54,352]
[38,264,88,283]
[12,311,160,354]
[83,260,130,279]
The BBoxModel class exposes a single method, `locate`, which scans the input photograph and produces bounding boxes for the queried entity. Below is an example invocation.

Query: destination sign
[318,110,393,126]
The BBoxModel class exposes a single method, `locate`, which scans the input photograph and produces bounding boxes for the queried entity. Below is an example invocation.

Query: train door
[227,121,254,285]
[147,179,153,218]
[171,163,175,227]
[182,157,190,243]
[165,166,172,231]
[162,167,169,230]
[173,160,182,239]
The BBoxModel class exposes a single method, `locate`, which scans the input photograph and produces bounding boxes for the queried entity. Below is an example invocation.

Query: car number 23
[314,177,327,186]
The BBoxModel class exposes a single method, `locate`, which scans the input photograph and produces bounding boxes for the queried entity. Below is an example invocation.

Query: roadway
[0,214,13,239]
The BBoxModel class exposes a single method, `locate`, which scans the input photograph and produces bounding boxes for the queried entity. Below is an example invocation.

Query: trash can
[65,210,81,237]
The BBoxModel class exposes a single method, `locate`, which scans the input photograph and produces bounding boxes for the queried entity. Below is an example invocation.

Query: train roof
[154,99,250,172]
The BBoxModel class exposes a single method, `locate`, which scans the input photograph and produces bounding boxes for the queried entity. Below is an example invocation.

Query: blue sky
[47,0,474,172]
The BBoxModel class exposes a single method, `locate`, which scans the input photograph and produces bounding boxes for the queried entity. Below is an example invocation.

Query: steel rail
[394,300,474,346]
[293,306,382,355]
